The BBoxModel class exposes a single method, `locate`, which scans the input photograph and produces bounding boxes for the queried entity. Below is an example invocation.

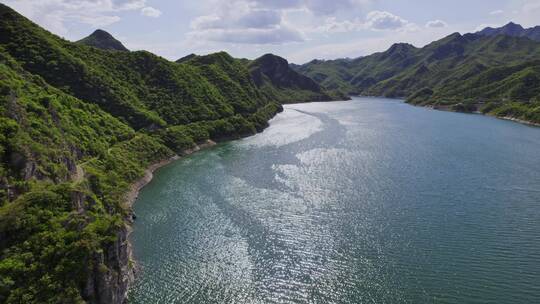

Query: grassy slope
[0,3,332,303]
[296,33,540,122]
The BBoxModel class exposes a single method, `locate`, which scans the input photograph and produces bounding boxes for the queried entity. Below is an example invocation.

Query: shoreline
[123,155,179,210]
[123,139,217,209]
[122,105,288,302]
[498,116,540,127]
[353,95,540,128]
[403,101,540,128]
[123,139,217,298]
[427,105,540,128]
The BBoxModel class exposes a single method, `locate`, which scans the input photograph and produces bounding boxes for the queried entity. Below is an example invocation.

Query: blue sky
[2,0,539,63]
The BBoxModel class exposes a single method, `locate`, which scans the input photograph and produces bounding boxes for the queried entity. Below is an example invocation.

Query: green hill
[0,3,337,303]
[76,29,129,52]
[247,54,347,102]
[295,30,540,123]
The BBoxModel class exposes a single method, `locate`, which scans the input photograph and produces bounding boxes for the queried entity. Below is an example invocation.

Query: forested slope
[295,26,540,123]
[0,3,337,303]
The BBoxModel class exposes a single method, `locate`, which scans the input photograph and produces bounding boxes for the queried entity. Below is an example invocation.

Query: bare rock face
[83,225,134,304]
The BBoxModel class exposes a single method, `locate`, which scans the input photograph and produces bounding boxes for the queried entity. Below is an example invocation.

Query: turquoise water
[129,97,540,303]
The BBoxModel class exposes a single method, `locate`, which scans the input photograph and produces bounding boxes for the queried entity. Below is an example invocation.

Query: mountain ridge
[294,24,540,123]
[477,22,540,41]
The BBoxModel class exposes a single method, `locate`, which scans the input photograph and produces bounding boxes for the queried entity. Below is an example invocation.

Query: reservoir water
[129,97,540,303]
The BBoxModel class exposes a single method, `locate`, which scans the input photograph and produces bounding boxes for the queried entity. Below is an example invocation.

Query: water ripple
[130,98,540,304]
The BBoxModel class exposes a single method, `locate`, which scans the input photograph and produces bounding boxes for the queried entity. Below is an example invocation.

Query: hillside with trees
[295,24,540,123]
[0,3,337,303]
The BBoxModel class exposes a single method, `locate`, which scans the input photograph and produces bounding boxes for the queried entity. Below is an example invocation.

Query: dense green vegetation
[180,52,345,104]
[0,3,333,303]
[247,54,347,102]
[295,29,540,123]
[76,29,129,52]
[0,44,143,303]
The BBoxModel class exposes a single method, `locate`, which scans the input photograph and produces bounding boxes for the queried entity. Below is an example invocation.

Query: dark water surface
[130,97,540,303]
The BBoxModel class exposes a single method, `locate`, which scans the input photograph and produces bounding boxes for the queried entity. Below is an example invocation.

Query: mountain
[175,53,197,63]
[177,52,341,103]
[295,29,540,123]
[76,29,129,51]
[0,3,337,304]
[477,22,540,42]
[248,54,347,102]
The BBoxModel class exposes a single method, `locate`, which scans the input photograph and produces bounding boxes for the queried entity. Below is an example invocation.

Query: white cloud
[2,0,157,35]
[188,26,304,44]
[304,0,373,15]
[192,9,281,30]
[314,17,363,32]
[425,20,447,28]
[187,0,376,44]
[489,9,504,15]
[249,0,373,15]
[312,11,416,33]
[189,1,304,44]
[141,6,162,18]
[516,0,540,27]
[237,9,281,28]
[78,14,121,27]
[365,11,410,30]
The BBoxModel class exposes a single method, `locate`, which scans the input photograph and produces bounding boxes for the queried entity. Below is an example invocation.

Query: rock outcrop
[83,225,133,304]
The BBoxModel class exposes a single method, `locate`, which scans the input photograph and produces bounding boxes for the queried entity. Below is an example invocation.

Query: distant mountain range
[294,22,540,123]
[477,22,540,41]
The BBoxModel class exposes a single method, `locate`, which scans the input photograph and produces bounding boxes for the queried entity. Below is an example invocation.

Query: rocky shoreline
[499,116,540,127]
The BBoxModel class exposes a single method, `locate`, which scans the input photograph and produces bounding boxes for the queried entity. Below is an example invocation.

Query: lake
[129,97,540,303]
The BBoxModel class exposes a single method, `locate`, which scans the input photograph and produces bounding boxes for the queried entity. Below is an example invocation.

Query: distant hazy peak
[77,29,129,52]
[387,42,416,52]
[477,22,540,41]
[176,53,197,63]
